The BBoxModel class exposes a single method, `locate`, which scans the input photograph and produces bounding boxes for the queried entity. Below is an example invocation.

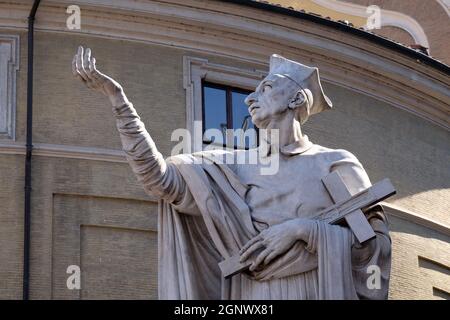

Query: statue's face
[245,74,299,128]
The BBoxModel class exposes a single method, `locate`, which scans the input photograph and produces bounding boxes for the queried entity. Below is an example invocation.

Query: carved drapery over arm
[112,102,188,204]
[351,206,391,299]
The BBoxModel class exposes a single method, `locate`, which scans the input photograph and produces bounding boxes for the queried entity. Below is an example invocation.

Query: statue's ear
[288,88,313,110]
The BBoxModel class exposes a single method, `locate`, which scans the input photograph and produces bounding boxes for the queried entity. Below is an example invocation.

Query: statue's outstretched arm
[72,46,186,203]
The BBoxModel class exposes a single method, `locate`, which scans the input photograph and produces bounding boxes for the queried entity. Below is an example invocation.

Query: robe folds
[158,153,391,300]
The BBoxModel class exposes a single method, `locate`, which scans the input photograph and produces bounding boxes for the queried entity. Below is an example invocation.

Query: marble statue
[72,46,392,299]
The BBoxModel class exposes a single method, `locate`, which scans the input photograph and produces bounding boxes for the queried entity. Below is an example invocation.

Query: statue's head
[245,54,332,128]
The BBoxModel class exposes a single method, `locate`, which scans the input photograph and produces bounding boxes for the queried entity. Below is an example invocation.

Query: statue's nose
[245,92,256,106]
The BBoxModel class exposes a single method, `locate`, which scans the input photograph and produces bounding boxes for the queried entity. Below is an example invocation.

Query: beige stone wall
[0,30,27,299]
[388,215,450,300]
[0,154,25,299]
[0,30,448,299]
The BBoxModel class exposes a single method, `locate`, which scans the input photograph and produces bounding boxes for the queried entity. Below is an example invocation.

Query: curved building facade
[0,0,448,299]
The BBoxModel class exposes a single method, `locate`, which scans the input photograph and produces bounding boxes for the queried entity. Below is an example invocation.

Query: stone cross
[322,171,376,244]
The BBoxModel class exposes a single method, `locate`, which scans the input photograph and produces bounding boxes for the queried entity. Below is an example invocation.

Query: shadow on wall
[388,215,449,242]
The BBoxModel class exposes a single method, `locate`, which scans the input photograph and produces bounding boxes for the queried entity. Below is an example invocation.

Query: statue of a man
[72,46,391,299]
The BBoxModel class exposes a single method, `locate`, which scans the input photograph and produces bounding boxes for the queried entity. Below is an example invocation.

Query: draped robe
[112,101,392,300]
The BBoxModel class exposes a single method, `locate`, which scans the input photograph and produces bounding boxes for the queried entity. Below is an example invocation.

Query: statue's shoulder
[310,144,360,163]
[193,149,234,162]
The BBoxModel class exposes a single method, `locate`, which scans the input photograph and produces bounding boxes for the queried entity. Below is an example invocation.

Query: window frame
[183,56,266,152]
[201,81,258,150]
[0,35,20,141]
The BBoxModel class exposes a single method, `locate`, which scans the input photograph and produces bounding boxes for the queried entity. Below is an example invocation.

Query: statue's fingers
[240,235,261,255]
[72,54,85,82]
[72,55,79,76]
[76,46,88,81]
[71,55,77,75]
[84,47,91,63]
[88,56,95,73]
[91,57,97,70]
[84,48,94,80]
[89,57,102,80]
[250,247,272,271]
[263,250,280,266]
[76,46,84,70]
[239,240,263,262]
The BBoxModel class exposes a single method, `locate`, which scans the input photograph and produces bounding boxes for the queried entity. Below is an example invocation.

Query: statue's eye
[262,84,272,93]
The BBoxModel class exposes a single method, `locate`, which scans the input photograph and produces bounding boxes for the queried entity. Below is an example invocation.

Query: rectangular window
[0,35,19,140]
[202,82,258,149]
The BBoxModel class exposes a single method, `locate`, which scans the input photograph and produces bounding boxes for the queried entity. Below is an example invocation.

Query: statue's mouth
[249,105,260,114]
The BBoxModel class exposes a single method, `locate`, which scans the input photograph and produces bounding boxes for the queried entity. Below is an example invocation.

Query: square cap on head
[269,54,332,123]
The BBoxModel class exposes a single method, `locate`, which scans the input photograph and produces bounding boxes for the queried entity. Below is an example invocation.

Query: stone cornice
[0,141,127,163]
[0,0,448,129]
[383,203,450,237]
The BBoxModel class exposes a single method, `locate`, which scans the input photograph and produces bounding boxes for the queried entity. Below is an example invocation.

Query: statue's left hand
[240,218,315,271]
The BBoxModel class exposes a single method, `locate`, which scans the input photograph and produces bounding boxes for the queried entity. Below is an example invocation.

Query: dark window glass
[202,82,257,149]
[203,86,227,145]
[232,91,257,149]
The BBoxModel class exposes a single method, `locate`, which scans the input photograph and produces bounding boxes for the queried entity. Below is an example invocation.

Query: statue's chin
[251,118,269,130]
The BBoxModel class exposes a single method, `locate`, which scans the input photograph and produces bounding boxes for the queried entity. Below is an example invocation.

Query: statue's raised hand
[72,46,127,106]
